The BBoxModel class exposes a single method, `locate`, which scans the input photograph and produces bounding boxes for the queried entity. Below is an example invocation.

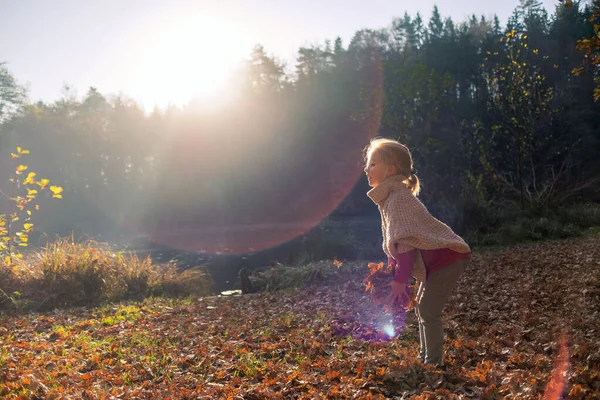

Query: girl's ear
[387,164,397,176]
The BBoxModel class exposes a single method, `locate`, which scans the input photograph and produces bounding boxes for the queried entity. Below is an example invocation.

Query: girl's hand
[386,280,410,309]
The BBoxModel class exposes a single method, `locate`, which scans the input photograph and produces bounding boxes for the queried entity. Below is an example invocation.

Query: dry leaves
[0,236,599,398]
[364,261,419,313]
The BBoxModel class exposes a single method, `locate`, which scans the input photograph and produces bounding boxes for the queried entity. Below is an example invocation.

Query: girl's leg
[416,259,468,365]
[417,313,426,363]
[415,282,426,362]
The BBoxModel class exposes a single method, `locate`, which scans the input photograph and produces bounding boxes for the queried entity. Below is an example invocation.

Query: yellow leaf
[15,254,23,259]
[19,243,28,247]
[23,173,36,185]
[35,205,40,211]
[50,186,63,199]
[26,210,32,216]
[17,147,21,153]
[4,256,10,266]
[24,223,33,230]
[37,179,50,189]
[21,149,30,154]
[16,165,28,173]
[11,153,18,159]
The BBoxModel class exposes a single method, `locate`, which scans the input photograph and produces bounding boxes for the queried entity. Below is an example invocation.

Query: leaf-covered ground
[1,236,599,399]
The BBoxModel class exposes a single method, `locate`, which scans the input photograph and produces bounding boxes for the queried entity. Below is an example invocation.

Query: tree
[477,31,557,210]
[0,63,26,124]
[570,0,600,101]
[506,8,525,33]
[296,45,333,85]
[243,45,287,95]
[520,0,549,34]
[493,15,502,36]
[428,6,444,40]
[398,13,418,54]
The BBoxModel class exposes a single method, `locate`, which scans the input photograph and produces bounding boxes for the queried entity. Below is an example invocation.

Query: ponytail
[405,173,421,196]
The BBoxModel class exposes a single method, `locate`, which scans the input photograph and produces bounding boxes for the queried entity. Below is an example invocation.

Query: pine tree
[506,8,525,33]
[428,6,444,40]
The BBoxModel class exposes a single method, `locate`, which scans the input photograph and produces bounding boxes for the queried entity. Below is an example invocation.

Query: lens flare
[123,52,384,255]
[543,332,569,400]
[382,322,396,338]
[36,49,385,256]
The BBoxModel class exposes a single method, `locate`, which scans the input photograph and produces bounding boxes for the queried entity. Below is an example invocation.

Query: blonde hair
[364,137,421,196]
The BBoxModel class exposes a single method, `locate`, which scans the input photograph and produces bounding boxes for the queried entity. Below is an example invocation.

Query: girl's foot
[424,361,445,370]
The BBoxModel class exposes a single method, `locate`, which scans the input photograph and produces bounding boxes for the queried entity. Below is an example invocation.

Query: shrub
[558,203,600,229]
[0,238,213,312]
[249,259,366,292]
[0,147,63,265]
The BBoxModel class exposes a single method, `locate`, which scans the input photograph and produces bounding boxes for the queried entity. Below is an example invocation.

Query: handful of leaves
[364,261,418,312]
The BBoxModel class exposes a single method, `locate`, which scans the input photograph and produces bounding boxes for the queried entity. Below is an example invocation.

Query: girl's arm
[393,249,416,283]
[388,250,413,309]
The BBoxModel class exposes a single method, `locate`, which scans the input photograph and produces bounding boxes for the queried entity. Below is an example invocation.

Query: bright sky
[1,0,559,111]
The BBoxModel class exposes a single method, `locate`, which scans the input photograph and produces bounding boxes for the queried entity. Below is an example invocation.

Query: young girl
[364,137,471,367]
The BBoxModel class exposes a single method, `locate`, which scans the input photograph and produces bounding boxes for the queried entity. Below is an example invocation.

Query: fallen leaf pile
[1,236,599,398]
[364,261,419,313]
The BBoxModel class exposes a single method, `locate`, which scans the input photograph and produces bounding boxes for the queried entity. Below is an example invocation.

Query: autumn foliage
[1,147,63,266]
[363,261,418,313]
[567,0,600,101]
[1,235,599,398]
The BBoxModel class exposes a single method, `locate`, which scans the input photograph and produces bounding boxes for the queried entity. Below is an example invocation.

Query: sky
[1,0,560,111]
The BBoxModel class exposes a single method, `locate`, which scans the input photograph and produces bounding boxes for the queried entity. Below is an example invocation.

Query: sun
[131,14,249,110]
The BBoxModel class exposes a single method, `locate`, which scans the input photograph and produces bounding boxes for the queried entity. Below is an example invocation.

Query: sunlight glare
[382,322,396,338]
[131,14,249,110]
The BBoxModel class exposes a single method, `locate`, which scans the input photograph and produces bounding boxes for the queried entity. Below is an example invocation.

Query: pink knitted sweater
[367,175,470,280]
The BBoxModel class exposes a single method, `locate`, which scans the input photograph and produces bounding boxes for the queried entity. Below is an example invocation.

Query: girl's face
[364,152,396,188]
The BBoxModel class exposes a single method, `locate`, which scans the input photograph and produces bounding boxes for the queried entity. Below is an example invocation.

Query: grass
[0,238,213,312]
[465,202,600,248]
